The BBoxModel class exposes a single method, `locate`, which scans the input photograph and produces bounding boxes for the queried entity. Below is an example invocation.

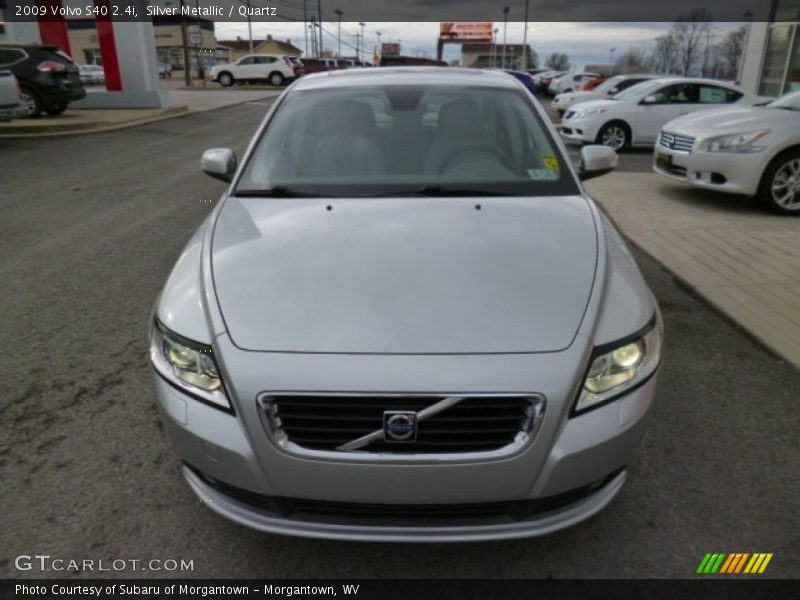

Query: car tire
[43,102,68,116]
[218,72,234,87]
[597,121,630,151]
[269,72,284,86]
[18,88,43,118]
[757,148,800,215]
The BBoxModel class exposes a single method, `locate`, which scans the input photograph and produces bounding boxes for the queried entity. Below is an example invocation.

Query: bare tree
[545,52,571,71]
[712,26,747,80]
[652,33,679,75]
[615,47,649,74]
[672,9,714,76]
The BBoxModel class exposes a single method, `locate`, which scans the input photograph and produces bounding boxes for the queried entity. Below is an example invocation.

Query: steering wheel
[438,147,510,174]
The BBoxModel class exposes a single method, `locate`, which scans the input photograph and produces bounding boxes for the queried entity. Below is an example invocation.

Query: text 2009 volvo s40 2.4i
[150,67,663,542]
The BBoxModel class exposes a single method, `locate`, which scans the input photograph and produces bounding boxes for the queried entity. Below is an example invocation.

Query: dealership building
[740,0,800,96]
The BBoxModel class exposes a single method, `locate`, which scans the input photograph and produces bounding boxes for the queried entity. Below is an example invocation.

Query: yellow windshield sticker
[542,155,560,170]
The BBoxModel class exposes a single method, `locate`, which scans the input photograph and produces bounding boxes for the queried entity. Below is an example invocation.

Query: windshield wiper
[770,105,799,111]
[359,185,513,197]
[234,186,327,197]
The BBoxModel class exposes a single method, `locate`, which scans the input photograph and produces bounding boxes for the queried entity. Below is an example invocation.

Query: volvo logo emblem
[383,411,417,442]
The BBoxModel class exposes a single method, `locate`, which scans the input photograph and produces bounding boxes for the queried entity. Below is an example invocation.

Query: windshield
[612,80,663,101]
[593,76,625,94]
[768,90,800,110]
[236,84,579,197]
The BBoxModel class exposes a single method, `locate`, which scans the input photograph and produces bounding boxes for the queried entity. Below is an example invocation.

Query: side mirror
[607,87,619,95]
[578,145,618,181]
[201,148,236,183]
[641,95,657,105]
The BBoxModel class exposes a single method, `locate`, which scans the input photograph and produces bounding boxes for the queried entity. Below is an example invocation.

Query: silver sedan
[149,68,663,541]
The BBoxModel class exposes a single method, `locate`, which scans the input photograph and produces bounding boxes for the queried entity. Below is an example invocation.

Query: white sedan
[560,78,763,151]
[552,74,656,115]
[653,91,800,215]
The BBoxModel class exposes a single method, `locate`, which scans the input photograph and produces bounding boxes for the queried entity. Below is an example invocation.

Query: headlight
[573,318,662,415]
[573,107,607,119]
[150,321,231,411]
[706,130,770,153]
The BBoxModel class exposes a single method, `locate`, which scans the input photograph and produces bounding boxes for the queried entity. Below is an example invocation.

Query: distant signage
[189,32,202,47]
[439,22,493,42]
[381,43,401,56]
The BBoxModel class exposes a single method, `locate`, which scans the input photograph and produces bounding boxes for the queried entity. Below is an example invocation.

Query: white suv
[210,54,299,87]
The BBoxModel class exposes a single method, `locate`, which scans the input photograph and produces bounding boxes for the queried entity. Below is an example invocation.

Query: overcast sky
[214,21,742,67]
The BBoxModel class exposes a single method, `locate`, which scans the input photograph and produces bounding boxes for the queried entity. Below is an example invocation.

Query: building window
[759,23,795,96]
[774,0,800,21]
[786,26,800,92]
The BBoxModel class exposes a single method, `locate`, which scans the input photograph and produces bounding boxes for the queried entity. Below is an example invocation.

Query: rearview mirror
[578,145,618,181]
[641,95,657,105]
[201,148,237,183]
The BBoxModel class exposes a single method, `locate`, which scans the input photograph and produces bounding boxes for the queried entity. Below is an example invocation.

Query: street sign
[189,32,202,47]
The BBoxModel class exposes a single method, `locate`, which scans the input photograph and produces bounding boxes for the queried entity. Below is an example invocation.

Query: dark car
[0,43,86,118]
[504,69,537,94]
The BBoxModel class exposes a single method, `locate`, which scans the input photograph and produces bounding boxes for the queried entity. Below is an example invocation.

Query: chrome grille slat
[658,130,696,155]
[261,393,543,457]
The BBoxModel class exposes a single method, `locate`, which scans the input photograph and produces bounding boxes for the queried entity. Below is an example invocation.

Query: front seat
[424,99,494,174]
[309,101,386,178]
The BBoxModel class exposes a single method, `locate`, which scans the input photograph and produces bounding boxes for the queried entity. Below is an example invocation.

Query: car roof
[639,76,743,88]
[0,43,60,51]
[292,67,521,90]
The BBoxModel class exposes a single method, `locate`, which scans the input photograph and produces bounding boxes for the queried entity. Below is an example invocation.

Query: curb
[0,105,190,139]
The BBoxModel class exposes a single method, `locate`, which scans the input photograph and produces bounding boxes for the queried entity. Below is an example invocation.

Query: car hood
[210,195,598,354]
[569,99,620,113]
[664,106,800,134]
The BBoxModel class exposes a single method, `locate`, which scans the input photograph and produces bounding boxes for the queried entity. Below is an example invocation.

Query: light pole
[522,0,530,70]
[179,0,191,86]
[490,28,498,68]
[303,0,309,57]
[609,47,616,70]
[358,22,366,64]
[317,0,323,57]
[376,31,382,64]
[334,9,343,58]
[501,6,509,70]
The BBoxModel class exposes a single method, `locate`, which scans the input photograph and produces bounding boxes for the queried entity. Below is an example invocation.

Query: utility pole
[179,0,191,87]
[501,6,509,69]
[358,22,366,64]
[376,30,382,64]
[491,28,498,68]
[303,0,309,57]
[334,9,342,57]
[247,0,253,54]
[522,0,530,70]
[609,47,616,71]
[317,0,323,57]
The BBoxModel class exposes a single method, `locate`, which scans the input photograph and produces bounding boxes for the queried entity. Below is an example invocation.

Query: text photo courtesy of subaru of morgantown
[1,0,799,596]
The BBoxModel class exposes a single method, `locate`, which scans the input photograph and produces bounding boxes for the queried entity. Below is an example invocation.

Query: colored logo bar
[696,553,773,574]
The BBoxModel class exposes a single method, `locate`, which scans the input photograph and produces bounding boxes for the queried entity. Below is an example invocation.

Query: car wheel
[218,72,234,87]
[19,88,43,118]
[269,72,284,86]
[758,149,800,215]
[43,102,68,116]
[597,122,630,151]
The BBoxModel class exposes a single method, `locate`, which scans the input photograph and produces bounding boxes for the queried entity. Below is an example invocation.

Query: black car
[0,44,86,118]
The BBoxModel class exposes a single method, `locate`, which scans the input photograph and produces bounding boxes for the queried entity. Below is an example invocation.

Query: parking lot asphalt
[1,101,798,579]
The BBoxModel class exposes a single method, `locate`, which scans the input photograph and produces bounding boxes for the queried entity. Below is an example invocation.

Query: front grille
[658,131,696,155]
[262,394,540,454]
[188,464,624,526]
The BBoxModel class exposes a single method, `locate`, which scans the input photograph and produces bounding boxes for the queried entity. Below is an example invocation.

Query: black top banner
[0,0,784,23]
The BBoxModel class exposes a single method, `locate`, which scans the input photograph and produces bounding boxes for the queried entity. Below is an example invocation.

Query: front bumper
[653,146,765,196]
[560,116,599,144]
[153,354,658,540]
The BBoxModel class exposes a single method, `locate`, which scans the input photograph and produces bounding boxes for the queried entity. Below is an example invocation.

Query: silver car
[150,68,663,542]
